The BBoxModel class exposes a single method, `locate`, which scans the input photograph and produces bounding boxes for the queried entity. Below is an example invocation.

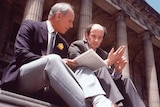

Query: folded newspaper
[73,49,106,70]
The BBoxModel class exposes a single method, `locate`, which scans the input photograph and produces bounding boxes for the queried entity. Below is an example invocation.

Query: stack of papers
[73,49,106,70]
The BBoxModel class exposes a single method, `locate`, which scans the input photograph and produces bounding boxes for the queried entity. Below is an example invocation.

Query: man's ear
[55,12,62,20]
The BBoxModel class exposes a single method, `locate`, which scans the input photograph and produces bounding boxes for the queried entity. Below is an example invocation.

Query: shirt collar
[46,20,58,36]
[84,39,97,52]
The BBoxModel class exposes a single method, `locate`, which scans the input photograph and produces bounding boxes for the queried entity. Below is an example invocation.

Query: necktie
[47,32,56,54]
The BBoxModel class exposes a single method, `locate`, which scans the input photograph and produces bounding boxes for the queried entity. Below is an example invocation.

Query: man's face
[86,25,104,50]
[56,9,75,34]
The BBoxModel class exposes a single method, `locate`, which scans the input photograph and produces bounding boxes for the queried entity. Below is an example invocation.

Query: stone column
[23,0,44,21]
[78,0,92,39]
[115,12,130,78]
[142,32,160,107]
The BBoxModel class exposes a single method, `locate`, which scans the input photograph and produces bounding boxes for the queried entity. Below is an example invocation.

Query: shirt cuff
[111,70,122,80]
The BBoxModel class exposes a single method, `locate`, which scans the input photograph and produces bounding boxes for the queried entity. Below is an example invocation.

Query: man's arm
[15,20,41,65]
[104,46,127,80]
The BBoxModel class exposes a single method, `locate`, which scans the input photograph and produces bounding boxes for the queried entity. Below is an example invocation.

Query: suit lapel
[83,40,89,51]
[96,48,108,60]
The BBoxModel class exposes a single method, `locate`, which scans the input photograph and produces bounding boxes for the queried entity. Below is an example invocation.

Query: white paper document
[73,49,106,70]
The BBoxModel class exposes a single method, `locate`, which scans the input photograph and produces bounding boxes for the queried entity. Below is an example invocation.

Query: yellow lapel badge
[57,43,64,50]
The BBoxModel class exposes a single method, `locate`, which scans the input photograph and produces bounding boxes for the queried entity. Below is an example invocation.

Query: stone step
[0,89,60,107]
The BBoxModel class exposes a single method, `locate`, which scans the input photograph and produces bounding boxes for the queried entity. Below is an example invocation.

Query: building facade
[0,0,160,107]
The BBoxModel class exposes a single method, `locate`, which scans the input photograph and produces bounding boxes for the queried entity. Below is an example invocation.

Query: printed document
[73,49,106,70]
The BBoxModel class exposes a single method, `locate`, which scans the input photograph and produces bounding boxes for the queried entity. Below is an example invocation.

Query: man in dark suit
[0,2,91,107]
[68,24,146,107]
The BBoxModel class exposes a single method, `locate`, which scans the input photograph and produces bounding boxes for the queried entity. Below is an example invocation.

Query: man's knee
[46,54,61,59]
[43,54,62,63]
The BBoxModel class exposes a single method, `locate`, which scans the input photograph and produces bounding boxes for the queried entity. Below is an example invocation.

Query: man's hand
[63,58,77,69]
[114,56,127,73]
[105,45,126,66]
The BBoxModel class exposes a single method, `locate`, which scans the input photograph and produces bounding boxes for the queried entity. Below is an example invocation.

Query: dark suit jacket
[1,20,69,89]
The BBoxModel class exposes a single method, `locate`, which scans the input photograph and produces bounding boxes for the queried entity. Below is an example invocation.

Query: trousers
[95,67,146,107]
[16,54,91,107]
[74,66,146,107]
[74,66,124,103]
[74,66,106,98]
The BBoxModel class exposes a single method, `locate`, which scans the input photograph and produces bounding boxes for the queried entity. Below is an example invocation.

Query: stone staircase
[0,89,63,107]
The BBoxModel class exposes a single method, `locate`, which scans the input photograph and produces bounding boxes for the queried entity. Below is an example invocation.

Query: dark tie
[47,32,55,54]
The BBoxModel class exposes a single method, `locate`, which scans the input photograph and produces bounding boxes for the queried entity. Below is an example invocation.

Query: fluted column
[23,0,44,21]
[78,0,92,39]
[142,32,160,107]
[115,12,130,78]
